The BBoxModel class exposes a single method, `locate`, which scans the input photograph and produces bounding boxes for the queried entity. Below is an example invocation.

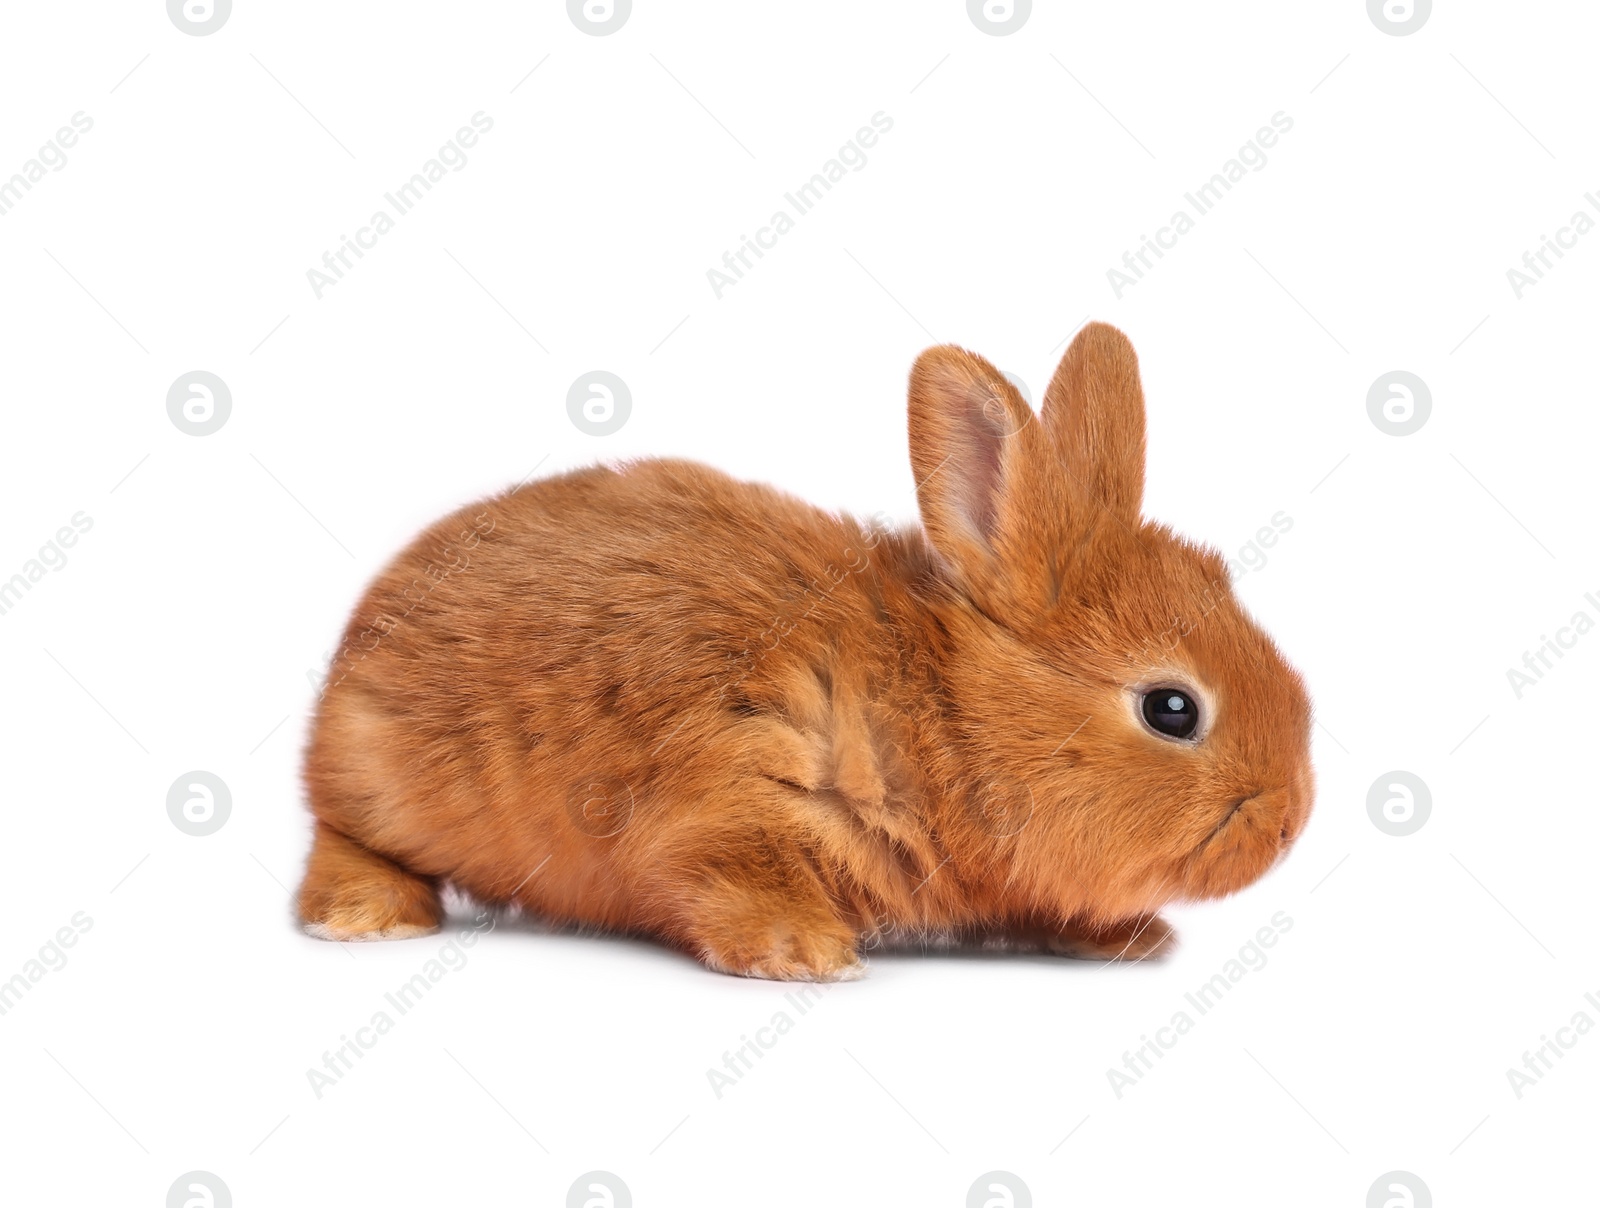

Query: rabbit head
[908,323,1313,925]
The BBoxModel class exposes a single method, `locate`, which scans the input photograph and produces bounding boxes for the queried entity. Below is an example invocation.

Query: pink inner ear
[947,381,1010,542]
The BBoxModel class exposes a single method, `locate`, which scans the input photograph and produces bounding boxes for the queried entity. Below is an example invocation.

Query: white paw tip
[821,959,869,982]
[302,922,439,943]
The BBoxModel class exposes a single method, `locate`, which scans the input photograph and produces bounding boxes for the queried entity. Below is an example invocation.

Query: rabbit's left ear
[907,345,1036,588]
[1041,323,1146,528]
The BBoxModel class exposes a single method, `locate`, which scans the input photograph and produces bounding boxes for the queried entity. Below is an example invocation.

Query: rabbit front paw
[1044,914,1177,963]
[691,913,865,982]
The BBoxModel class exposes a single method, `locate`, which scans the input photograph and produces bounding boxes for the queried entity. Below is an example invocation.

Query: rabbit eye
[1142,688,1199,741]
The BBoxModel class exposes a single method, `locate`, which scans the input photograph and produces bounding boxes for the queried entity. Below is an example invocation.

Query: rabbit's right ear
[907,346,1036,591]
[1040,322,1146,528]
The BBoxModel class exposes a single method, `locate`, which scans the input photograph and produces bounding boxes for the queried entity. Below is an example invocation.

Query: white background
[1,2,1595,1205]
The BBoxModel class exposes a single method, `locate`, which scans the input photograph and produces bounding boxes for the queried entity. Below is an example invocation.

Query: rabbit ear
[1041,323,1146,526]
[907,346,1035,581]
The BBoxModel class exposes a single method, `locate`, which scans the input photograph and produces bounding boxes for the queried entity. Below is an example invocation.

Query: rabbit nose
[1277,783,1311,847]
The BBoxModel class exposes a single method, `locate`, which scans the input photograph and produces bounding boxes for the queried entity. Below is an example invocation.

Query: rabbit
[297,322,1313,981]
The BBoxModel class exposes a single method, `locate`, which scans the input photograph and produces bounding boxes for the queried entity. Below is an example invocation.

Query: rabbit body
[299,325,1313,980]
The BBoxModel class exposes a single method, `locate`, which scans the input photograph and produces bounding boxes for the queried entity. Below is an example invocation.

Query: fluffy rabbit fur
[298,323,1313,981]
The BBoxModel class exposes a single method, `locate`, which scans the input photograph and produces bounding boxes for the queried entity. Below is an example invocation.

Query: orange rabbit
[298,323,1313,980]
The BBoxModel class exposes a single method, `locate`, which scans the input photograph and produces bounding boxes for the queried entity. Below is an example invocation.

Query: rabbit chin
[1174,787,1298,902]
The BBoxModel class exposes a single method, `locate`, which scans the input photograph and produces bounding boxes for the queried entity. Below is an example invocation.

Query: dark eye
[1142,688,1199,740]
